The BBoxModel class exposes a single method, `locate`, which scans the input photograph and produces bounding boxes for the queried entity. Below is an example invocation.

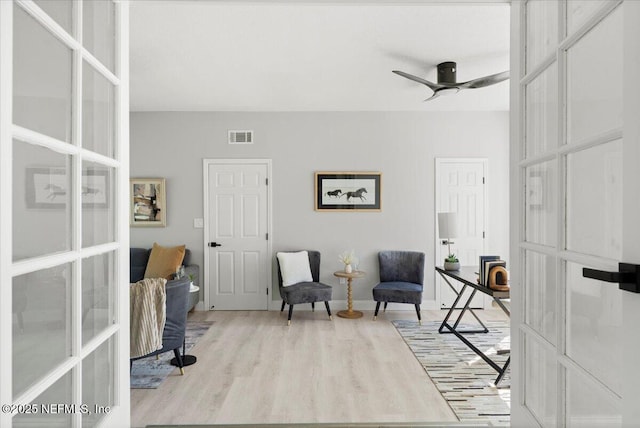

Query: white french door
[435,158,487,309]
[511,1,640,426]
[0,1,130,426]
[203,159,271,311]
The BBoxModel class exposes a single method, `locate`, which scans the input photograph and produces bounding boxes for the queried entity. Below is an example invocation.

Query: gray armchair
[372,251,425,323]
[130,277,190,374]
[276,250,333,326]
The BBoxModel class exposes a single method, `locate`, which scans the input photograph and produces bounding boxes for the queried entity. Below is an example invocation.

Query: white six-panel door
[204,159,271,310]
[511,1,640,426]
[435,158,487,309]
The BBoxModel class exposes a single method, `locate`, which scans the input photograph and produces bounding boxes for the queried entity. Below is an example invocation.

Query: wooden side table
[333,270,365,319]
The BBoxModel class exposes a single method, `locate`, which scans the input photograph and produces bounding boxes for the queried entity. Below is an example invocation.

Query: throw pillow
[277,251,313,286]
[144,243,186,280]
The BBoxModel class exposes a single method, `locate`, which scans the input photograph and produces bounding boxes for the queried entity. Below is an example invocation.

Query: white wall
[130,111,509,307]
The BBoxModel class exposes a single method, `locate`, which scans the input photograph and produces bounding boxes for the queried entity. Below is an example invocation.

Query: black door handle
[208,242,222,247]
[582,263,640,293]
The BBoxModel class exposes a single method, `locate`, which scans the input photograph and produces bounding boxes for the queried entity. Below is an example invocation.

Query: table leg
[338,277,363,319]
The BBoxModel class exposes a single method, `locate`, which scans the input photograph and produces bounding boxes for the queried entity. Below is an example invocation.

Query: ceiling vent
[228,130,253,144]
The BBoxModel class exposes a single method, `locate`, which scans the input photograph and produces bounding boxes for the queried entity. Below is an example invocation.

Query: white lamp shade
[438,212,458,239]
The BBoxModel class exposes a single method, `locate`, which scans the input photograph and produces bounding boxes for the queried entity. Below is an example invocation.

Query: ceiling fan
[393,61,509,101]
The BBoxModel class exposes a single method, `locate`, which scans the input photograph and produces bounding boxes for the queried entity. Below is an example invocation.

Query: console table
[436,266,510,385]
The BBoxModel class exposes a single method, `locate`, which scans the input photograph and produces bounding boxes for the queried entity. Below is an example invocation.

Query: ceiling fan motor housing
[437,61,457,84]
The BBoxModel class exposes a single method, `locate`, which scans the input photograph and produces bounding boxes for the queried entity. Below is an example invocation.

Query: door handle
[582,263,640,293]
[441,240,455,245]
[208,242,222,248]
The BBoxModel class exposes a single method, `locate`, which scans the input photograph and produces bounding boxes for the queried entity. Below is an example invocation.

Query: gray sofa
[130,247,200,311]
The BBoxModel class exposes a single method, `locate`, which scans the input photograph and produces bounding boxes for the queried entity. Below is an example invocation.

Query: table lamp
[438,212,459,269]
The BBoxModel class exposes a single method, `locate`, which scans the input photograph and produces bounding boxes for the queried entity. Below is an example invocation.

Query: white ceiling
[130,1,510,112]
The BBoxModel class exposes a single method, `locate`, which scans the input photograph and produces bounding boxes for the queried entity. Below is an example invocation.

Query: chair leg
[281,300,286,312]
[287,305,294,326]
[415,304,422,325]
[173,349,185,375]
[311,302,315,312]
[374,301,381,320]
[324,301,332,320]
[384,301,388,312]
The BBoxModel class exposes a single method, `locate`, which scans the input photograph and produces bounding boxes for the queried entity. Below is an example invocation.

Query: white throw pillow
[277,251,313,286]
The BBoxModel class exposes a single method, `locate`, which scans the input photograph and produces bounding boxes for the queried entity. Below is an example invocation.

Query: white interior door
[435,158,487,309]
[511,1,640,426]
[204,159,271,310]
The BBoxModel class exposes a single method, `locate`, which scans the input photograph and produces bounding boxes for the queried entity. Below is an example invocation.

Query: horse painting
[342,187,367,202]
[326,189,342,198]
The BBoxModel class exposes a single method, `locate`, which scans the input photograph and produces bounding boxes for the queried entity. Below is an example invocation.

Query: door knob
[582,263,640,293]
[208,242,222,247]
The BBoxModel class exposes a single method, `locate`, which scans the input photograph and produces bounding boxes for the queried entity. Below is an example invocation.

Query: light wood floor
[131,309,508,427]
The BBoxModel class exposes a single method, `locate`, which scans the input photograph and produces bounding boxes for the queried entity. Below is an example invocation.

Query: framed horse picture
[315,172,382,211]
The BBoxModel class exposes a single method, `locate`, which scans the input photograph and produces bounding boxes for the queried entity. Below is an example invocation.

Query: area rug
[130,320,214,389]
[392,320,510,427]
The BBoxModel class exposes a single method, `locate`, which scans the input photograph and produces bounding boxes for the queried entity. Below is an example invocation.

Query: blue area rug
[392,320,510,426]
[130,320,214,389]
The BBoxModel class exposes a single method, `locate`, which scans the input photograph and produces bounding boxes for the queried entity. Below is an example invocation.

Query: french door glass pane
[82,162,115,247]
[566,262,621,394]
[566,0,609,35]
[567,369,621,427]
[566,6,622,144]
[12,372,72,428]
[525,250,557,345]
[566,140,622,260]
[82,252,115,345]
[12,263,72,397]
[525,62,558,159]
[524,334,557,427]
[83,62,115,158]
[33,0,73,35]
[83,0,115,72]
[13,6,72,143]
[526,0,557,72]
[12,141,71,261]
[525,161,557,247]
[82,338,115,427]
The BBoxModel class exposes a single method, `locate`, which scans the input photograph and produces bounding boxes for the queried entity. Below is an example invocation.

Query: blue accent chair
[372,251,425,323]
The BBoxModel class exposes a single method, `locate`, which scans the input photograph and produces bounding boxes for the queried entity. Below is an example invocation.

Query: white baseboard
[267,299,438,312]
[192,300,440,312]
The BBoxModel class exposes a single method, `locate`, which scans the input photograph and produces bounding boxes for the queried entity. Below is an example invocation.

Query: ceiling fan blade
[392,70,443,91]
[458,70,510,89]
[423,91,440,102]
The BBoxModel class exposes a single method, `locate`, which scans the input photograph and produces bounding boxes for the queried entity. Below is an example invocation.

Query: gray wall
[130,111,509,307]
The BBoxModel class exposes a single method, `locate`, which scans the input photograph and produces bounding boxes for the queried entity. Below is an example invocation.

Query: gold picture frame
[130,178,166,227]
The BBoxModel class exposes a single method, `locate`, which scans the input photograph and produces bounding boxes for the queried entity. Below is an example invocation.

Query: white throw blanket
[130,278,167,358]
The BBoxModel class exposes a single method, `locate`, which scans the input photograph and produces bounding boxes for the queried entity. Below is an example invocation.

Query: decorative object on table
[130,321,214,389]
[130,178,166,227]
[488,265,509,291]
[315,171,382,211]
[438,212,460,270]
[479,255,501,286]
[372,251,425,323]
[334,270,366,319]
[276,250,333,326]
[392,319,510,426]
[338,249,358,273]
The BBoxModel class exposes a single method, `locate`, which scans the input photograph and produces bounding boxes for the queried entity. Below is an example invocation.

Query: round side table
[333,270,365,319]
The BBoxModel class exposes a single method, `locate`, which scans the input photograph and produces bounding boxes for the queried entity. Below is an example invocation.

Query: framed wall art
[130,178,166,227]
[26,166,110,209]
[315,171,382,211]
